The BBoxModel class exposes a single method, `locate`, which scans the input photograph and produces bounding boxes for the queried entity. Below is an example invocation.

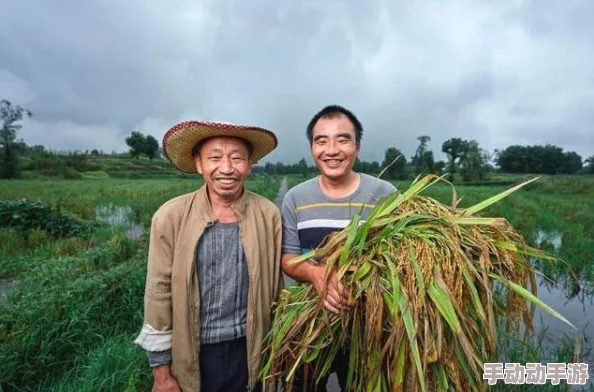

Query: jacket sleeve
[134,210,174,352]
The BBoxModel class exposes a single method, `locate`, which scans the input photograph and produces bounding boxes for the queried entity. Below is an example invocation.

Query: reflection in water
[534,275,593,340]
[96,205,134,226]
[95,204,145,239]
[534,229,563,252]
[530,228,593,367]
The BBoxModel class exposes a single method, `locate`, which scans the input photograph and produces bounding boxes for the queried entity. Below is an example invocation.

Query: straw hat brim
[162,120,278,173]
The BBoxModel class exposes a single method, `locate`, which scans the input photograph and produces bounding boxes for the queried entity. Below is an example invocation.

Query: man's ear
[194,156,203,175]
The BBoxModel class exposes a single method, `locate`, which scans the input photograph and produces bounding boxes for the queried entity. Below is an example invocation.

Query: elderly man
[135,120,284,392]
[281,105,396,391]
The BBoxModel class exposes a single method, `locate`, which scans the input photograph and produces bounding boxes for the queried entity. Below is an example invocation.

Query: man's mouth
[215,178,238,185]
[323,159,343,168]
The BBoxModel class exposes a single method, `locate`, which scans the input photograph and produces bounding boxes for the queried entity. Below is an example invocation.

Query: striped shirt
[281,173,396,255]
[197,221,249,344]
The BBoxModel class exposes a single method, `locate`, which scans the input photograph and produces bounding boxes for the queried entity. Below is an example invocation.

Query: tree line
[2,98,593,179]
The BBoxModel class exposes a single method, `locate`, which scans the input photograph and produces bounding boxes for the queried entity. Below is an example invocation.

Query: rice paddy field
[0,173,592,391]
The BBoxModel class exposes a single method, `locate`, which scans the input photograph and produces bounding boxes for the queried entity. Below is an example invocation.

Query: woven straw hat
[162,120,278,173]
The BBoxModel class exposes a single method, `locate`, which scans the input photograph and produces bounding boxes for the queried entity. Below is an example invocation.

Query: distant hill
[17,153,190,180]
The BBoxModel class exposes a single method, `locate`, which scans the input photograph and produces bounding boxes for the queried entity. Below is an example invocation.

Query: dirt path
[273,176,289,210]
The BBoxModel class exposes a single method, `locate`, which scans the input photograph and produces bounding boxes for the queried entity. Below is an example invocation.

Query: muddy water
[531,229,594,370]
[95,204,145,239]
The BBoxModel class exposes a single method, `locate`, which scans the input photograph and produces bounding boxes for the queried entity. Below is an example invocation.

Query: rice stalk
[260,174,576,392]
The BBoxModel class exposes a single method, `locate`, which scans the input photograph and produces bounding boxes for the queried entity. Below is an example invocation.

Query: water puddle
[529,229,593,367]
[533,273,593,335]
[534,229,563,252]
[95,204,145,240]
[0,278,17,302]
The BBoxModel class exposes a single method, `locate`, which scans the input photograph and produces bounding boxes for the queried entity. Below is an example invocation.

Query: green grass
[1,173,593,391]
[0,232,150,391]
[0,175,282,391]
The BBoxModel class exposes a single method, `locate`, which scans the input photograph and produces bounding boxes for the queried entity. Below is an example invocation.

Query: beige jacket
[135,184,284,391]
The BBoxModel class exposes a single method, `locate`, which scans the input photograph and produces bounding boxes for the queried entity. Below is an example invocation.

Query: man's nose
[219,157,233,173]
[326,139,339,155]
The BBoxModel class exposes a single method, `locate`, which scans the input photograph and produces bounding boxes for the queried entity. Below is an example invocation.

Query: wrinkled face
[310,115,360,181]
[194,137,252,202]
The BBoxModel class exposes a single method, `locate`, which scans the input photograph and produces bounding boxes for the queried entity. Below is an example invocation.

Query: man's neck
[206,188,243,223]
[318,171,360,199]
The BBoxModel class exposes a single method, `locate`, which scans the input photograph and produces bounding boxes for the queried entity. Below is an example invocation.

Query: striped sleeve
[281,191,301,255]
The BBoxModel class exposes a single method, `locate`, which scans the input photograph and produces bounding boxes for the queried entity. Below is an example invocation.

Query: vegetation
[0,175,281,391]
[0,99,33,179]
[125,131,160,160]
[585,155,594,174]
[381,148,408,180]
[496,145,583,175]
[0,199,96,237]
[0,173,592,391]
[411,135,435,176]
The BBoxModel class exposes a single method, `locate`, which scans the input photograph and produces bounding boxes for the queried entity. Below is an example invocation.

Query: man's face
[194,137,252,202]
[310,114,360,181]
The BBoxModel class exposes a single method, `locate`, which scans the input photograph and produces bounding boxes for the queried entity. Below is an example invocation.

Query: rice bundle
[260,175,574,392]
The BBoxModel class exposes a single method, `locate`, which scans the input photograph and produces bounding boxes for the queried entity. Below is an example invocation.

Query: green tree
[496,144,582,174]
[559,151,582,174]
[381,148,407,180]
[297,158,308,178]
[458,140,488,182]
[145,135,160,160]
[411,135,434,175]
[0,99,33,179]
[585,155,594,174]
[354,159,382,175]
[441,138,467,181]
[434,160,446,174]
[125,131,147,159]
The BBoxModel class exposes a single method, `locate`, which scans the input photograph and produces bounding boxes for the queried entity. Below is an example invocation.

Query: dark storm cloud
[1,0,593,163]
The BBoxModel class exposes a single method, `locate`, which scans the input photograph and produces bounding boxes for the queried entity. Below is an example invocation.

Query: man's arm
[280,192,350,313]
[134,210,180,390]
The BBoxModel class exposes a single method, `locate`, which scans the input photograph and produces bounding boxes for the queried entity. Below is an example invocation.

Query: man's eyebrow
[337,133,353,139]
[313,135,328,141]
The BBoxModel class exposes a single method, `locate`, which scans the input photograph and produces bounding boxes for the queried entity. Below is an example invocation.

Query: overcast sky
[1,0,593,164]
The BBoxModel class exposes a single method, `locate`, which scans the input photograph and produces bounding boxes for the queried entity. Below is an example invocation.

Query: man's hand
[152,365,181,392]
[281,253,352,314]
[308,263,351,314]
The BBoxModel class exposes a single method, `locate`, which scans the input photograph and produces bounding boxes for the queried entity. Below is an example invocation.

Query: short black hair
[191,136,254,158]
[306,105,363,145]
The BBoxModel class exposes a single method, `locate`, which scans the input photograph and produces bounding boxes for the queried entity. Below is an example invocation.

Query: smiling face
[310,114,360,182]
[194,136,252,204]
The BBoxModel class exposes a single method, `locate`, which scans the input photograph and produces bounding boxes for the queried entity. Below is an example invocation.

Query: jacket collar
[194,183,249,222]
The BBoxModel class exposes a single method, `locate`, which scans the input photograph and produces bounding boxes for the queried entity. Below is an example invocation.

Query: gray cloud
[1,0,593,164]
